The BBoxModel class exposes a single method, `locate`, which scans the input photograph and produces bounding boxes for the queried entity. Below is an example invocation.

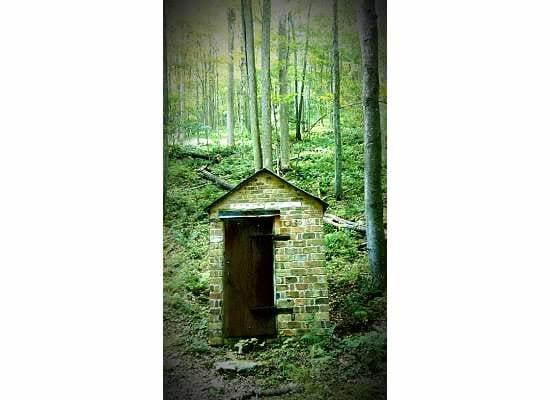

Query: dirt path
[164,352,266,400]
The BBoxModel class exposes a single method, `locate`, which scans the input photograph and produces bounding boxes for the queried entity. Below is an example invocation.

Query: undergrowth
[164,124,386,398]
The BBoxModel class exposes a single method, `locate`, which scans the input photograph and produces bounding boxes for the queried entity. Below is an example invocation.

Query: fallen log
[232,383,304,400]
[181,151,222,163]
[324,213,366,236]
[196,168,366,235]
[170,145,223,163]
[196,166,235,191]
[181,150,210,159]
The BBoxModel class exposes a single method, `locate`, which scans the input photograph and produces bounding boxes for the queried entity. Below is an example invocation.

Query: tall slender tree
[296,0,312,141]
[195,64,200,145]
[358,0,386,287]
[239,18,249,145]
[201,53,208,134]
[227,8,236,146]
[375,0,387,168]
[178,51,187,142]
[261,0,273,170]
[278,12,290,171]
[242,0,263,171]
[218,51,223,144]
[333,0,342,200]
[289,13,298,134]
[163,0,169,216]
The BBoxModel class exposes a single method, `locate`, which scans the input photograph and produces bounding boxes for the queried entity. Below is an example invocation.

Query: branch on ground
[231,383,304,400]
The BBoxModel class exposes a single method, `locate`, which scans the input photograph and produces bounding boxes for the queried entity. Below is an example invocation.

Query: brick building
[206,168,329,345]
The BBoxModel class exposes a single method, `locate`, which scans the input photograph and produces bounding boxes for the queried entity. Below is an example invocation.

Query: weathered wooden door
[223,217,275,338]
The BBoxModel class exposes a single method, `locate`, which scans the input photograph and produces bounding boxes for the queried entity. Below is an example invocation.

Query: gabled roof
[206,168,329,213]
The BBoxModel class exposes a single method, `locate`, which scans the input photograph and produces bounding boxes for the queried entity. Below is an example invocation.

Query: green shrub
[325,230,358,261]
[338,329,387,372]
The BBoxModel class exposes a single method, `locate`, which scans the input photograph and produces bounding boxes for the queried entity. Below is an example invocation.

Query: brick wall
[208,171,329,345]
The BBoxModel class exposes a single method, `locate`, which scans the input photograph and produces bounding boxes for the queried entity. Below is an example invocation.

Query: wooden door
[223,217,276,338]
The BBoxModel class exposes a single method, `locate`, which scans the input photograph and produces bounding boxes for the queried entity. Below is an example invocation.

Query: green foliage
[337,329,386,371]
[163,112,386,395]
[271,92,295,106]
[164,0,387,396]
[180,267,208,297]
[325,230,358,261]
[183,121,209,138]
[250,327,385,398]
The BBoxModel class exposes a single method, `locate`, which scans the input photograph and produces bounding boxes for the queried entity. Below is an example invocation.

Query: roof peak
[206,168,328,212]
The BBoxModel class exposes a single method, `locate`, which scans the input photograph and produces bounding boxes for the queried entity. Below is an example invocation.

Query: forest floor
[164,126,386,399]
[164,352,261,400]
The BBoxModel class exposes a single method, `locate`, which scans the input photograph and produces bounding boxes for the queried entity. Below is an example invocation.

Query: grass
[163,121,386,398]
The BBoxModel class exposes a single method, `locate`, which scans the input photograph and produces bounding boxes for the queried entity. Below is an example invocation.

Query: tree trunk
[163,0,169,217]
[260,0,273,170]
[375,0,387,168]
[195,67,200,145]
[296,0,312,142]
[306,64,311,133]
[358,0,386,287]
[239,22,249,146]
[176,51,183,144]
[202,60,208,136]
[217,51,221,136]
[289,14,298,135]
[208,43,215,138]
[187,65,191,123]
[271,97,280,174]
[242,0,263,171]
[179,56,184,144]
[227,8,236,146]
[278,12,290,171]
[333,0,342,200]
[319,64,324,126]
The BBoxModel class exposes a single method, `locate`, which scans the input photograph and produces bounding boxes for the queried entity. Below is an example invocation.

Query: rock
[214,360,258,373]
